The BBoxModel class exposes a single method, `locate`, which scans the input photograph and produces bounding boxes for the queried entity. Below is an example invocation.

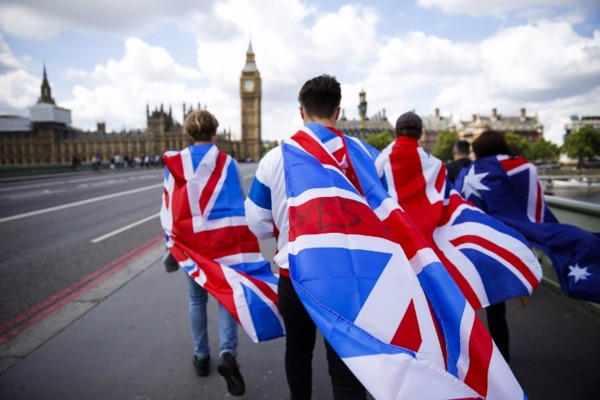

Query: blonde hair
[183,110,219,142]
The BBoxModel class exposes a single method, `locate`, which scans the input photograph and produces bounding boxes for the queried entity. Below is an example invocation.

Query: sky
[0,0,599,146]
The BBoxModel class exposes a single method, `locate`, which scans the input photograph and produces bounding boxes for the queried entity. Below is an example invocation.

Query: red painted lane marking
[0,234,163,346]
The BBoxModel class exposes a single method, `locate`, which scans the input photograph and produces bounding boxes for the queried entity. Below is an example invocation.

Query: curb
[0,243,163,375]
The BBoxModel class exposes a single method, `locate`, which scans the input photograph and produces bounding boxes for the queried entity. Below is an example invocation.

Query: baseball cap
[395,111,422,131]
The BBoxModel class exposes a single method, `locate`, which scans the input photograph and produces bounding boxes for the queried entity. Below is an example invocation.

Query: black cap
[395,111,422,131]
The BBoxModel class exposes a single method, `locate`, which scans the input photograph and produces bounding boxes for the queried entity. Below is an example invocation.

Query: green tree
[364,131,393,150]
[504,132,531,159]
[529,138,560,161]
[431,130,458,162]
[563,125,600,167]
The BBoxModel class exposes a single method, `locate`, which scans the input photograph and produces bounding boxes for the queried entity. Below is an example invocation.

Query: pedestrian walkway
[0,244,331,399]
[0,242,599,399]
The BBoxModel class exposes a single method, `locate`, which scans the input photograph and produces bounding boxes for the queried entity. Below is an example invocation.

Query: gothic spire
[242,40,258,73]
[38,63,56,105]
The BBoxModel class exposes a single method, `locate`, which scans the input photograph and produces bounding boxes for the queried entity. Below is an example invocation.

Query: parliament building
[0,44,263,165]
[1,43,543,166]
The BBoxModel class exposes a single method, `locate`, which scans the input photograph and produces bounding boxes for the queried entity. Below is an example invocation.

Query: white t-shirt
[244,145,291,270]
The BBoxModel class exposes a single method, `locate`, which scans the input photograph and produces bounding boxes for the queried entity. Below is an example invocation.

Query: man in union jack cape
[375,112,542,363]
[160,109,284,397]
[246,75,526,399]
[456,130,600,305]
[245,75,368,400]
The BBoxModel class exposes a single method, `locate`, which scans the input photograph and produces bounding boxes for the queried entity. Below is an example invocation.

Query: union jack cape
[160,144,284,342]
[283,123,525,399]
[375,137,542,309]
[457,155,600,304]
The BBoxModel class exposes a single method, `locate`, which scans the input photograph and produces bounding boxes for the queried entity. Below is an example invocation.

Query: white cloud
[0,69,39,110]
[418,0,597,18]
[536,87,600,145]
[59,38,207,131]
[348,31,479,123]
[185,0,383,140]
[64,83,205,132]
[0,33,38,110]
[354,20,600,145]
[0,0,598,147]
[0,34,24,71]
[0,0,215,39]
[480,21,600,101]
[433,21,600,144]
[65,38,203,85]
[0,5,65,39]
[196,0,380,85]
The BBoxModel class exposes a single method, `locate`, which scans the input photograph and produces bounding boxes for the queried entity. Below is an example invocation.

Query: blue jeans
[186,273,238,359]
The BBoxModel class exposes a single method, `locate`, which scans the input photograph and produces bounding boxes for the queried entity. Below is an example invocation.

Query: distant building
[29,65,72,126]
[420,108,456,152]
[337,99,455,153]
[458,108,543,143]
[0,66,239,165]
[564,115,600,136]
[336,89,393,139]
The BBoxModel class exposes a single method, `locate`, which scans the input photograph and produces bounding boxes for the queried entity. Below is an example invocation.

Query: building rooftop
[0,115,31,132]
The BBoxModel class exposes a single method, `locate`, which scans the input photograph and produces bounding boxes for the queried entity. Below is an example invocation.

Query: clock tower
[240,42,262,161]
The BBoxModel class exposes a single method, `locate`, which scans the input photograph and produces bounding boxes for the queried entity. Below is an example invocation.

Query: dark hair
[454,140,470,155]
[472,130,511,159]
[396,128,422,139]
[184,110,219,142]
[298,74,341,119]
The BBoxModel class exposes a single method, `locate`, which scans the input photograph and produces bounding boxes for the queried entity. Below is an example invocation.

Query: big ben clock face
[244,80,255,92]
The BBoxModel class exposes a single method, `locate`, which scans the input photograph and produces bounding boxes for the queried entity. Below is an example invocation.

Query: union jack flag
[457,155,600,304]
[284,123,525,399]
[376,139,542,309]
[161,144,284,342]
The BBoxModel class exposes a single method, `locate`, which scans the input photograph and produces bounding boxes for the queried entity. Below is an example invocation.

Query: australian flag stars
[457,154,600,304]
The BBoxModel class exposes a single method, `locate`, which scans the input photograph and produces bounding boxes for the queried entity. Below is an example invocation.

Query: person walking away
[375,118,546,365]
[446,139,471,184]
[455,130,600,358]
[160,109,246,396]
[245,75,367,400]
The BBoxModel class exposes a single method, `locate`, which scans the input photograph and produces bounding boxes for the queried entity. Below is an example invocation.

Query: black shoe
[193,355,210,377]
[217,352,245,396]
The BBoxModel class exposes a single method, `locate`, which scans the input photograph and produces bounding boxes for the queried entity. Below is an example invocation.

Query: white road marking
[0,183,162,224]
[9,189,66,200]
[91,212,160,243]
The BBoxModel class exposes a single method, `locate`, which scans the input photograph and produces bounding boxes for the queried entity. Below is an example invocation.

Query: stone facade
[564,115,600,136]
[420,108,456,152]
[336,89,393,139]
[458,108,543,143]
[0,68,239,165]
[0,58,547,166]
[337,96,456,153]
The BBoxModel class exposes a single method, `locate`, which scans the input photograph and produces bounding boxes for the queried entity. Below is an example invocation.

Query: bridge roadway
[0,240,598,400]
[0,169,599,399]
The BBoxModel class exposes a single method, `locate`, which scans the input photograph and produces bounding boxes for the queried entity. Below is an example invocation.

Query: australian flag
[161,144,284,342]
[376,138,542,309]
[457,155,600,304]
[283,123,525,399]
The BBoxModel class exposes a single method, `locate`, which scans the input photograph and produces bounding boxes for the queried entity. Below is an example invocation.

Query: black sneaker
[193,355,210,377]
[217,352,245,396]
